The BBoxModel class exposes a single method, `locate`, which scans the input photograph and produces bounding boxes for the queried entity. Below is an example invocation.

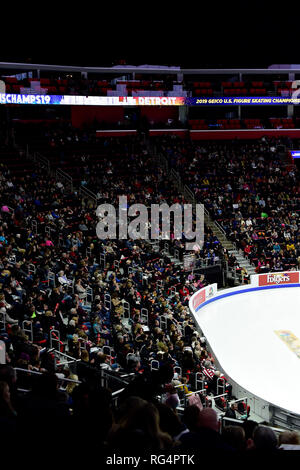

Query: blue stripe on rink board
[194,284,300,313]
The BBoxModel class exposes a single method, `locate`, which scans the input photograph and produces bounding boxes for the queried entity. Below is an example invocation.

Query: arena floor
[193,286,300,416]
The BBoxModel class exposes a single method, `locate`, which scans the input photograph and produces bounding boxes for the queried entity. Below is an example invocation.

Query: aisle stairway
[204,211,257,280]
[152,145,256,285]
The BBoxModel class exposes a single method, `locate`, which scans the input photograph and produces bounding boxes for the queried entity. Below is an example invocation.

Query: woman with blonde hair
[65,374,80,408]
[80,349,89,362]
[75,278,87,299]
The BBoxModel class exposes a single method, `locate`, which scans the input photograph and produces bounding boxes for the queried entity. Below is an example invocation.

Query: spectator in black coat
[0,380,17,441]
[17,372,70,441]
[224,402,238,425]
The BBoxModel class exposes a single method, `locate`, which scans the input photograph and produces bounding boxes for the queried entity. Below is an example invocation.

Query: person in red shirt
[179,282,190,300]
[244,244,252,256]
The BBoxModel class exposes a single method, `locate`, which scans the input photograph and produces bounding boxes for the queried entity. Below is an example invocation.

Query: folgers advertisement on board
[258,272,300,286]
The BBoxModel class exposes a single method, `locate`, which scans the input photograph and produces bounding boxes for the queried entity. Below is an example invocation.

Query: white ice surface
[193,287,300,415]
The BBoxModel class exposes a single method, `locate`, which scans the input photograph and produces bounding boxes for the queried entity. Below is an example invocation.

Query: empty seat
[222,81,232,88]
[4,76,18,84]
[40,78,51,85]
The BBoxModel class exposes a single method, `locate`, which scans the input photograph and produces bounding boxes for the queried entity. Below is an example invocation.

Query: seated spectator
[17,371,70,440]
[252,425,278,452]
[179,407,234,451]
[0,293,18,324]
[107,400,173,452]
[222,425,246,451]
[182,404,202,432]
[76,349,97,382]
[0,380,17,418]
[58,271,71,286]
[71,380,113,444]
[155,402,188,441]
[75,278,87,299]
[224,402,239,424]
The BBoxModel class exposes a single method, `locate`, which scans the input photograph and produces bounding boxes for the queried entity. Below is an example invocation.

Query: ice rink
[193,286,300,416]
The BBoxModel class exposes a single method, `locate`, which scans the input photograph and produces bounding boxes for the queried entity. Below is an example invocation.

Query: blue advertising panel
[291,150,300,159]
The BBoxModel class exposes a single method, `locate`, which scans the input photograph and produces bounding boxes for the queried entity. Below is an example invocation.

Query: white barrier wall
[191,283,218,311]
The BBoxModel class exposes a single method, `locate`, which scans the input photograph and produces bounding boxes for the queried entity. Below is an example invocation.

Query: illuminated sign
[291,150,300,159]
[187,97,300,106]
[0,94,52,104]
[1,93,300,106]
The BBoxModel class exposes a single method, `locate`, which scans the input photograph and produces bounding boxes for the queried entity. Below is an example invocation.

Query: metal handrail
[221,416,288,435]
[79,185,97,204]
[111,388,125,397]
[34,151,51,174]
[56,168,73,192]
[14,367,82,384]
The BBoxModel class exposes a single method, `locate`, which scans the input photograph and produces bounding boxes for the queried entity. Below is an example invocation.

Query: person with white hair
[58,270,71,286]
[0,293,18,324]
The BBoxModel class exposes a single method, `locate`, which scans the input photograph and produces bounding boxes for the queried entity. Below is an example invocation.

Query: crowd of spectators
[16,123,228,270]
[0,128,298,456]
[0,136,223,449]
[155,135,300,273]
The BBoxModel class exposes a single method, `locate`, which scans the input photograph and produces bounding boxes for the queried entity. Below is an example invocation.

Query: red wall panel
[71,106,124,128]
[140,106,178,124]
[149,129,189,138]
